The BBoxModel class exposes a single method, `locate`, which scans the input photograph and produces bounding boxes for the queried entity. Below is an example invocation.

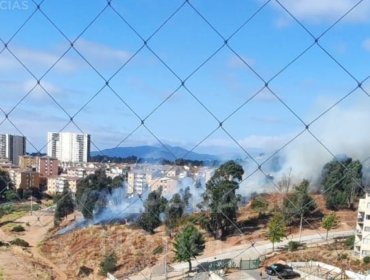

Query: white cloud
[0,47,78,72]
[0,39,132,74]
[73,39,131,70]
[22,79,61,98]
[275,0,370,23]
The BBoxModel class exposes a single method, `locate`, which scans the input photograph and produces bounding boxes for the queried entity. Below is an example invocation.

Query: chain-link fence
[1,0,370,279]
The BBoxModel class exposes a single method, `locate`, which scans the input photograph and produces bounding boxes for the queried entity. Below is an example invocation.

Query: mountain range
[90,145,219,161]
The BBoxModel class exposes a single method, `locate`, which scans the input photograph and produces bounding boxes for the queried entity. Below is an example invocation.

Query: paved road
[171,230,355,271]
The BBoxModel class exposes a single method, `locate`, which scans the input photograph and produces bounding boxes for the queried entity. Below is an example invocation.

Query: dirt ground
[0,194,359,279]
[0,210,67,280]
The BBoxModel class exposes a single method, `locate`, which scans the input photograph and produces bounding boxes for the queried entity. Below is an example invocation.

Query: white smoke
[278,94,370,184]
[235,94,370,193]
[93,186,144,224]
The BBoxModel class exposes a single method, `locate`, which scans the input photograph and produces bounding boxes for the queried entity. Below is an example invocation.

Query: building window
[363,250,370,256]
[364,238,370,244]
[366,215,370,220]
[365,227,370,232]
[367,202,370,209]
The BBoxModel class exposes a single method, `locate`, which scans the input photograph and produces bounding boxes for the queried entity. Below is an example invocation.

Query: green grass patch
[0,203,41,225]
[153,245,163,255]
[11,225,25,232]
[0,268,4,280]
[10,238,29,247]
[0,211,27,224]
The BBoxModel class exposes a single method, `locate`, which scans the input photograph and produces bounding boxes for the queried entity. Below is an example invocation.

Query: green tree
[0,170,12,201]
[99,252,117,276]
[283,179,316,241]
[54,186,75,226]
[138,188,168,234]
[76,169,113,220]
[173,224,205,272]
[165,193,185,230]
[321,212,339,240]
[266,213,287,251]
[4,190,18,201]
[251,195,268,216]
[321,158,362,210]
[180,186,192,208]
[201,160,244,239]
[112,175,123,188]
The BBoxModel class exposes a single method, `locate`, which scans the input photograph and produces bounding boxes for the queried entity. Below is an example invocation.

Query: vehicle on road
[265,264,292,276]
[277,270,301,279]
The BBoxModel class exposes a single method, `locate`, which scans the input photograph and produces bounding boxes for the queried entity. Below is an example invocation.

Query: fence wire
[0,0,370,279]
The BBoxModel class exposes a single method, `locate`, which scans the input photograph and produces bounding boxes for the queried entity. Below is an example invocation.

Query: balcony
[358,213,364,220]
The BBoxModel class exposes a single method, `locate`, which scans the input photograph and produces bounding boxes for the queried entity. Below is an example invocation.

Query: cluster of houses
[0,155,214,198]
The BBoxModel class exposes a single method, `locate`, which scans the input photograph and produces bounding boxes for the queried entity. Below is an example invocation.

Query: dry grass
[42,224,164,279]
[264,241,370,275]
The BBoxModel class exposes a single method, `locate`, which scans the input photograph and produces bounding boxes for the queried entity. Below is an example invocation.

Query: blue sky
[1,0,370,170]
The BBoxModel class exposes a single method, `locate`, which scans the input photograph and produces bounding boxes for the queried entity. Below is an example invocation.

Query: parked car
[277,270,301,279]
[265,263,293,276]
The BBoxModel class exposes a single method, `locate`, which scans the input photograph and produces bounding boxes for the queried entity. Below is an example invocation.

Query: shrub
[345,235,355,250]
[287,241,302,251]
[10,238,29,247]
[363,256,370,264]
[338,253,348,260]
[153,245,163,255]
[78,266,93,277]
[11,225,25,232]
[99,252,117,276]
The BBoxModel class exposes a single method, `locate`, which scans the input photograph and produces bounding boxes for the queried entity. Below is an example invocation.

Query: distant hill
[90,145,219,162]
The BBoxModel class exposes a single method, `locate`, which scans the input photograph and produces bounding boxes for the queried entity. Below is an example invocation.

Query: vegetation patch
[153,245,163,255]
[11,225,25,232]
[99,252,117,276]
[10,238,29,247]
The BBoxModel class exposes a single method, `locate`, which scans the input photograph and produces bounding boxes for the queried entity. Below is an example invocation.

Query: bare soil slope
[42,225,164,279]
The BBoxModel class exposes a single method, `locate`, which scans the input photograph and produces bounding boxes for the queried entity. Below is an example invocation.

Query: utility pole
[165,237,168,280]
[30,194,33,216]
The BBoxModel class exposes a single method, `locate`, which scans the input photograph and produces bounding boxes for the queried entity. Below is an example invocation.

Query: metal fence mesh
[1,0,370,279]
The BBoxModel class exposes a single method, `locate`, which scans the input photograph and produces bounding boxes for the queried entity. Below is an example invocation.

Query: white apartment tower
[47,132,90,163]
[127,171,147,195]
[0,134,26,165]
[354,193,370,257]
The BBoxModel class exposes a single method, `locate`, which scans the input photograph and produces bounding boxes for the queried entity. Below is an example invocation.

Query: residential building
[19,155,37,169]
[66,168,86,178]
[47,176,80,194]
[149,176,177,196]
[8,168,21,188]
[127,171,147,195]
[354,193,370,257]
[19,170,40,189]
[19,155,59,178]
[38,156,59,177]
[47,132,90,163]
[0,134,26,165]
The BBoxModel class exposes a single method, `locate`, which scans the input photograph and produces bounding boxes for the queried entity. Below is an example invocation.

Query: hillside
[38,193,357,279]
[42,225,164,279]
[90,145,218,161]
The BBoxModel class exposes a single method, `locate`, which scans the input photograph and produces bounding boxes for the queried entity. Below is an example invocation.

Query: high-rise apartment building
[127,171,148,195]
[355,193,370,257]
[47,132,90,163]
[0,134,26,165]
